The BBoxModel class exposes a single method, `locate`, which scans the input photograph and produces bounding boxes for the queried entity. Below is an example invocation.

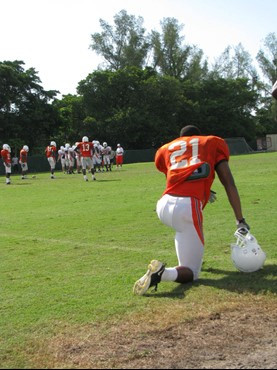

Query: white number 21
[169,139,201,170]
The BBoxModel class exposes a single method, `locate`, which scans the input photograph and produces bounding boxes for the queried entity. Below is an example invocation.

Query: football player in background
[102,142,112,171]
[272,80,277,100]
[115,143,124,169]
[57,146,66,173]
[75,136,96,181]
[45,141,57,179]
[1,144,12,185]
[66,144,75,174]
[73,143,82,173]
[133,125,250,296]
[109,147,115,169]
[19,145,29,179]
[92,141,102,172]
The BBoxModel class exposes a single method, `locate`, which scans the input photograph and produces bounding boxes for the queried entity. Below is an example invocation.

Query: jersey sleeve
[155,146,167,175]
[215,138,230,167]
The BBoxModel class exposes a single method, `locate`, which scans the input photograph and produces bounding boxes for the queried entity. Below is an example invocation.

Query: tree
[90,10,150,70]
[151,17,208,80]
[0,60,59,153]
[53,94,87,145]
[181,77,259,142]
[211,43,257,81]
[77,67,186,148]
[256,32,277,85]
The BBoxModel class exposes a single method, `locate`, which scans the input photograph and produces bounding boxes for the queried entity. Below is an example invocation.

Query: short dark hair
[180,125,201,137]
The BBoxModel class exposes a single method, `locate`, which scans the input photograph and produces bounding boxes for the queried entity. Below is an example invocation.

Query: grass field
[1,153,277,368]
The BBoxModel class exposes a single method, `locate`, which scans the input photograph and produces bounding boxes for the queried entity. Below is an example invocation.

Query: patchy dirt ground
[31,299,277,369]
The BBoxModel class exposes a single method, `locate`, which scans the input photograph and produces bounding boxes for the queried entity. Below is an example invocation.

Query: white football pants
[156,194,204,280]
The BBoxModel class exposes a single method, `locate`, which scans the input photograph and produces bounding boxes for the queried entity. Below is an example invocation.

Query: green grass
[0,153,277,368]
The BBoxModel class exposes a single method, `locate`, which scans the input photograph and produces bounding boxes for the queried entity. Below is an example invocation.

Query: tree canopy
[1,11,276,154]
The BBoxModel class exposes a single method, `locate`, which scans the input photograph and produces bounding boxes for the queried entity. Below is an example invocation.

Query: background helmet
[23,145,29,152]
[82,136,89,142]
[103,142,107,147]
[50,141,56,147]
[3,144,11,152]
[231,229,266,273]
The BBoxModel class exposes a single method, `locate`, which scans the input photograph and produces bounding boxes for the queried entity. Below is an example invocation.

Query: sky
[0,0,276,96]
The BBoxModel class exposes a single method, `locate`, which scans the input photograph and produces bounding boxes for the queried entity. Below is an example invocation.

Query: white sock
[161,267,178,282]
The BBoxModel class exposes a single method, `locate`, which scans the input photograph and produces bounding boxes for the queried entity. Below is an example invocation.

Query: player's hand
[208,190,217,203]
[236,218,250,232]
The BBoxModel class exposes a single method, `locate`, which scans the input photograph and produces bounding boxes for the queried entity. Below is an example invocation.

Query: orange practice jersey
[45,145,56,158]
[76,142,94,158]
[20,149,28,163]
[155,135,229,207]
[1,150,11,164]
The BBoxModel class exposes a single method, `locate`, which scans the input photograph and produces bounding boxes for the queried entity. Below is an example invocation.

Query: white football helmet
[50,141,56,147]
[23,145,29,152]
[82,136,89,142]
[231,228,266,273]
[65,143,70,149]
[3,144,11,152]
[103,142,107,147]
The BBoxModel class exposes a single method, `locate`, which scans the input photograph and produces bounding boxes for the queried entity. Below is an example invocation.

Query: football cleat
[133,260,165,296]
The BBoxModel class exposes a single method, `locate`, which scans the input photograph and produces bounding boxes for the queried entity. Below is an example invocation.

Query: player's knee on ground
[175,266,194,283]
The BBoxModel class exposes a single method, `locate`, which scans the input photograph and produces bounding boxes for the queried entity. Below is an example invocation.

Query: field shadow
[199,264,277,294]
[13,182,33,186]
[95,179,122,183]
[147,264,276,299]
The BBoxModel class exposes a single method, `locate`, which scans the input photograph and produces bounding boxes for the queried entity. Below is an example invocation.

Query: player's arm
[215,160,249,229]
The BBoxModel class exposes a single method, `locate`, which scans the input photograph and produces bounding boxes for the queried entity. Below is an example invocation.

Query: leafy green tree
[211,43,257,81]
[53,94,87,144]
[90,10,150,70]
[78,67,187,148]
[0,60,59,154]
[256,32,277,85]
[255,33,277,134]
[181,77,259,142]
[151,17,208,80]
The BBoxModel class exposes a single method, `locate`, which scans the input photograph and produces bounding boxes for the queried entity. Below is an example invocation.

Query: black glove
[236,218,250,232]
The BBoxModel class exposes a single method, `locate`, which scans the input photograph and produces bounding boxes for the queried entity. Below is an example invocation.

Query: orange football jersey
[155,135,229,207]
[76,142,94,158]
[1,149,11,164]
[45,145,56,158]
[20,149,28,163]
